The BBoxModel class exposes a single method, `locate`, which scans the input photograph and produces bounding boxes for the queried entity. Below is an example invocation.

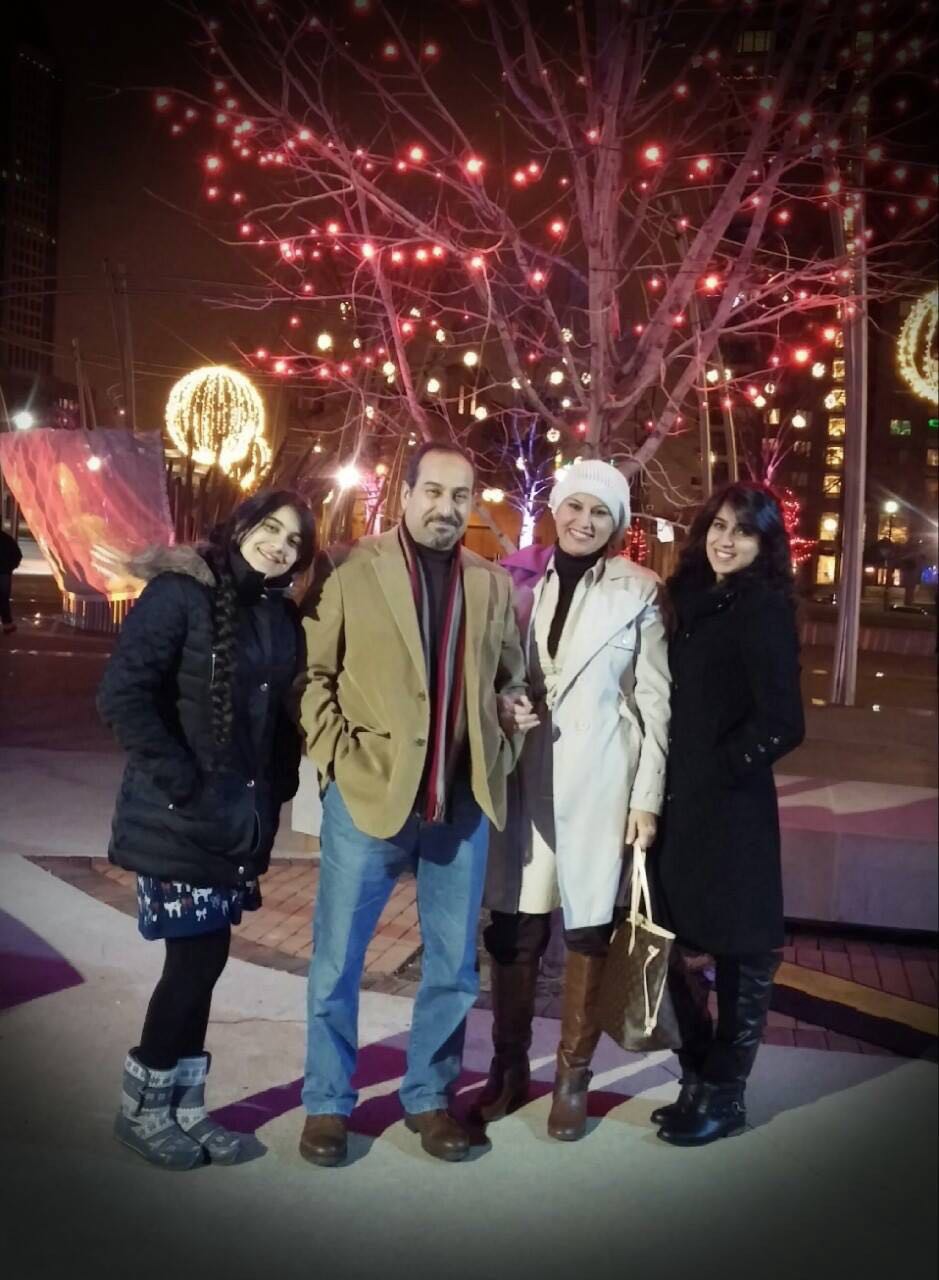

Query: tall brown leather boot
[547,952,606,1141]
[472,957,540,1123]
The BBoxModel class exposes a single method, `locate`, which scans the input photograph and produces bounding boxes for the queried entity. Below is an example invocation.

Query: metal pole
[828,93,869,708]
[117,262,137,432]
[71,338,88,431]
[828,202,868,706]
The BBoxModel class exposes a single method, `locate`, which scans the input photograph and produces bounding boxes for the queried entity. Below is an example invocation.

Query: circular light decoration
[897,289,938,404]
[165,365,265,472]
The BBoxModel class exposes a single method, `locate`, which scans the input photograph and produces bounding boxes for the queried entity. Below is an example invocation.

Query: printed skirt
[137,876,262,940]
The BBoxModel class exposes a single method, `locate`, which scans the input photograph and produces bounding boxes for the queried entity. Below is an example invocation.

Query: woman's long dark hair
[204,489,316,749]
[669,482,794,601]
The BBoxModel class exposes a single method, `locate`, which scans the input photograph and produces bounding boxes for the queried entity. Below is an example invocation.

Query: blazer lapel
[373,531,428,691]
[553,563,645,705]
[461,554,490,693]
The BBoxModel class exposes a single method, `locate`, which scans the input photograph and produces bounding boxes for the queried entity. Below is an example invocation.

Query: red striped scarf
[398,525,466,822]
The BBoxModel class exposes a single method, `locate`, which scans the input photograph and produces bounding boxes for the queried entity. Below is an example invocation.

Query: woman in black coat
[98,489,315,1170]
[652,482,804,1147]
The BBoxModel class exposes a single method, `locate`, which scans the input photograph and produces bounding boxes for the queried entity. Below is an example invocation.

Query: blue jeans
[302,778,489,1117]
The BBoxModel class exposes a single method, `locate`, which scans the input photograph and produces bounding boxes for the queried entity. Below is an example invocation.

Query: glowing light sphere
[897,290,938,404]
[164,366,264,471]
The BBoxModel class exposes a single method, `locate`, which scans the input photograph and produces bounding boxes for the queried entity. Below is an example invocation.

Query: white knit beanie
[549,459,632,532]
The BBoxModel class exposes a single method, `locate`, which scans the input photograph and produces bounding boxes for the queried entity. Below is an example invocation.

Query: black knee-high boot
[657,952,781,1147]
[651,949,713,1126]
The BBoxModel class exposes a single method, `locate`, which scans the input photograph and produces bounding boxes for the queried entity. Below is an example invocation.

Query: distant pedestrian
[652,482,805,1147]
[0,527,22,634]
[98,490,315,1170]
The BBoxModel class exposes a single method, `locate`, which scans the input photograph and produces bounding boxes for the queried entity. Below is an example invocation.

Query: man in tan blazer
[298,443,536,1167]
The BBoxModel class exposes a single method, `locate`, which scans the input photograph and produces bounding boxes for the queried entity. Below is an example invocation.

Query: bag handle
[628,841,653,945]
[628,841,668,1033]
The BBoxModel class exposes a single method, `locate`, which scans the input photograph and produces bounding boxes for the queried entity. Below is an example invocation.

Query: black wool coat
[97,546,303,887]
[653,575,805,956]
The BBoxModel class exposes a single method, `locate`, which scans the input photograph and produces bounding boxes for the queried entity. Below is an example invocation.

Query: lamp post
[882,500,899,610]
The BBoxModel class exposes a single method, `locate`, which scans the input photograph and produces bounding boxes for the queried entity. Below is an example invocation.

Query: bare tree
[155,0,936,546]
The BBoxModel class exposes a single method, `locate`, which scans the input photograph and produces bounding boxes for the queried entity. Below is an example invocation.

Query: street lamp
[12,410,35,431]
[883,499,899,610]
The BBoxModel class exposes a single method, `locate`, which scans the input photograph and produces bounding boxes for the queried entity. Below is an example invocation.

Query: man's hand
[625,809,658,850]
[497,693,540,737]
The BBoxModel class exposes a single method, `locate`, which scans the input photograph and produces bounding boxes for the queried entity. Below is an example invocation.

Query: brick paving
[27,856,939,1054]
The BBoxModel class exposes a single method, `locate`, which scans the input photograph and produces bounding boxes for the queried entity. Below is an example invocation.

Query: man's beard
[425,519,461,548]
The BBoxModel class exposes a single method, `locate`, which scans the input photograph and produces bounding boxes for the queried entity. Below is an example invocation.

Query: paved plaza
[1,576,936,1279]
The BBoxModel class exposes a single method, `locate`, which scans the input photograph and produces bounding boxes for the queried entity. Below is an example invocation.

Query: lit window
[737,30,774,53]
[927,448,939,470]
[819,513,840,540]
[828,417,846,438]
[832,359,846,381]
[822,474,842,496]
[816,555,837,586]
[792,440,812,457]
[768,408,780,425]
[825,445,844,468]
[878,516,908,543]
[889,419,912,437]
[824,389,846,410]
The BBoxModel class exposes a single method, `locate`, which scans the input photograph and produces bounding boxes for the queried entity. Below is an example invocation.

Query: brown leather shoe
[298,1114,347,1167]
[404,1109,470,1161]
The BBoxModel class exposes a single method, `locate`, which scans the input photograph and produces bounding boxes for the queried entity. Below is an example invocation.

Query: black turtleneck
[413,539,458,683]
[548,542,606,658]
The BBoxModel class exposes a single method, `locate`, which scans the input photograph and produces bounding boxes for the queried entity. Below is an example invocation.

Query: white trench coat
[485,554,671,929]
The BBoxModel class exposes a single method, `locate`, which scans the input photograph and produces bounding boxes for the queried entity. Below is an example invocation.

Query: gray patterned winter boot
[114,1050,205,1170]
[173,1053,243,1165]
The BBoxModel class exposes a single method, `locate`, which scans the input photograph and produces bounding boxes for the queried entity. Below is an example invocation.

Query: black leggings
[137,928,232,1071]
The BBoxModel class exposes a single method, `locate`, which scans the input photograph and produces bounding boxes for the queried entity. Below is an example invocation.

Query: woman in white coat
[479,461,671,1141]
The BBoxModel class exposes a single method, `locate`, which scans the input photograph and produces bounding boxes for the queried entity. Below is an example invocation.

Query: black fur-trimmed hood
[127,544,216,588]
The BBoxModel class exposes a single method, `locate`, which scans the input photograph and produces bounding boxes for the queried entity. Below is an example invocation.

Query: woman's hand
[626,809,658,850]
[497,693,540,737]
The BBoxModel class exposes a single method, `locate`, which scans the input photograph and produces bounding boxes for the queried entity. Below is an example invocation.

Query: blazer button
[167,802,174,811]
[417,692,427,702]
[247,778,255,789]
[260,681,269,692]
[744,753,752,764]
[415,737,426,747]
[237,866,245,875]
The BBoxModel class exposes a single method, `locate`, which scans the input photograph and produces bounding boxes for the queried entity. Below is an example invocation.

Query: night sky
[40,0,263,429]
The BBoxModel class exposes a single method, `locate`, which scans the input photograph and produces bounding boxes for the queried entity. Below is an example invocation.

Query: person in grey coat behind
[479,461,671,1143]
[652,482,805,1148]
[0,527,22,634]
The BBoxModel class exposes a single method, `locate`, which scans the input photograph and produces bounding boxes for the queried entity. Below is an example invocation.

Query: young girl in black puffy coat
[98,489,315,1170]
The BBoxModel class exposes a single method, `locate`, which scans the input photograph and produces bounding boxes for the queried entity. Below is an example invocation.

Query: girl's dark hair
[204,489,316,749]
[669,482,794,600]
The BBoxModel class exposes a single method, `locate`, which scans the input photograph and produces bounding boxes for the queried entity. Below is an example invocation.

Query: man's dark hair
[404,441,476,490]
